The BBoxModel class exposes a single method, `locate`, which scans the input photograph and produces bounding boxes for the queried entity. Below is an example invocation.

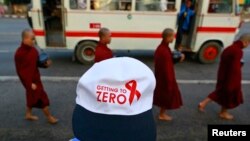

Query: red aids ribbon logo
[125,80,141,105]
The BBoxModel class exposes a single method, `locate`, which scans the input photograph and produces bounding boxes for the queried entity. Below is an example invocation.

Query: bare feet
[48,116,58,124]
[158,114,173,121]
[25,115,39,121]
[198,103,205,112]
[219,112,234,120]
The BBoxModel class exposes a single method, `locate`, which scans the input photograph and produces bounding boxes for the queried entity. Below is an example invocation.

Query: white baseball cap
[72,57,156,141]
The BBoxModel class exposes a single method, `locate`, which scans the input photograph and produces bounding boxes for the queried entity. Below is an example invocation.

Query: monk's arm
[164,55,176,92]
[29,53,38,82]
[27,51,38,87]
[231,50,243,75]
[226,50,243,89]
[15,56,33,89]
[14,63,34,90]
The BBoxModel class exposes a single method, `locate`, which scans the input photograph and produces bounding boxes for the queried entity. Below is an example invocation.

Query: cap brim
[72,104,156,141]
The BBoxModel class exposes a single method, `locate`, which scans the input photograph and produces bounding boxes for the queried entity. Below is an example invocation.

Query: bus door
[175,0,198,51]
[41,0,66,47]
[189,0,203,51]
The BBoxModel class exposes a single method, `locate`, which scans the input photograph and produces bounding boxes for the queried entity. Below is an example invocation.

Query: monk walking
[153,28,184,121]
[94,28,113,63]
[15,29,58,124]
[198,33,250,120]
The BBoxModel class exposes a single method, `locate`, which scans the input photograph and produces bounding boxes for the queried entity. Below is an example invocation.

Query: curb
[1,76,250,84]
[0,14,26,19]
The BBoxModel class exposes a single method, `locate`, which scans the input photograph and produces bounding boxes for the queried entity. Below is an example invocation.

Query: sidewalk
[0,14,26,18]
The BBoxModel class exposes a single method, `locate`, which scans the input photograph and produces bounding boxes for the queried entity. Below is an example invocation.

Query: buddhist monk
[153,28,184,121]
[15,29,58,124]
[94,28,113,63]
[198,33,250,120]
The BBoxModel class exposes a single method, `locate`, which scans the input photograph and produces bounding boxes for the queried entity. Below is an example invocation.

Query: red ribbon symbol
[125,80,141,105]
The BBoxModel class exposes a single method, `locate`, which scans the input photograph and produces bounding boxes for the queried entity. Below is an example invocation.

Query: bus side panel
[191,0,240,52]
[65,12,178,51]
[193,15,240,52]
[193,34,230,52]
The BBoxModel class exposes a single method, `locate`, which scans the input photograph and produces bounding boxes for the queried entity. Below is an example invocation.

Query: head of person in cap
[72,57,156,141]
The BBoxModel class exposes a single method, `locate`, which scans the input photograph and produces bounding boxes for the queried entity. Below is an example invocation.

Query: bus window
[90,0,132,11]
[135,0,176,12]
[135,0,160,11]
[208,0,233,14]
[119,0,132,11]
[70,0,87,10]
[160,0,176,12]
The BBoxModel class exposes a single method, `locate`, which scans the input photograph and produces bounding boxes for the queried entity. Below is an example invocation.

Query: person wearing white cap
[153,28,183,121]
[72,57,156,141]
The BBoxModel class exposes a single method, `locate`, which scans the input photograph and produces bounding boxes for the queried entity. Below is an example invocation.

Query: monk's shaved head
[162,28,174,39]
[98,28,110,38]
[22,29,33,41]
[239,33,250,48]
[162,28,175,43]
[240,33,250,42]
[21,29,35,47]
[98,27,112,44]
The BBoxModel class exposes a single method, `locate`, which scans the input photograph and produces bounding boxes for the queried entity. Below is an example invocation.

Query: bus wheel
[198,42,222,64]
[75,41,97,64]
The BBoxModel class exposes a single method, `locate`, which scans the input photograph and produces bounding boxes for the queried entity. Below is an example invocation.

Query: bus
[28,0,242,64]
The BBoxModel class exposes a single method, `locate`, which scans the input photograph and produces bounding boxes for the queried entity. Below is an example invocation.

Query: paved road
[0,18,250,141]
[0,81,249,141]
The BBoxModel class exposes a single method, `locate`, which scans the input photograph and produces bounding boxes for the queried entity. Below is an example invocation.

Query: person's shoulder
[223,45,242,56]
[30,46,39,54]
[107,47,113,53]
[95,45,102,52]
[14,45,26,55]
[14,47,22,58]
[155,44,168,57]
[223,46,233,54]
[233,47,243,55]
[155,44,163,52]
[95,45,103,55]
[96,43,101,48]
[15,46,22,53]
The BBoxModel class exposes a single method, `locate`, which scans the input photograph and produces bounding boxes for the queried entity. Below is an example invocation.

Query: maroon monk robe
[153,41,183,109]
[94,42,113,63]
[15,43,50,109]
[208,41,244,109]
